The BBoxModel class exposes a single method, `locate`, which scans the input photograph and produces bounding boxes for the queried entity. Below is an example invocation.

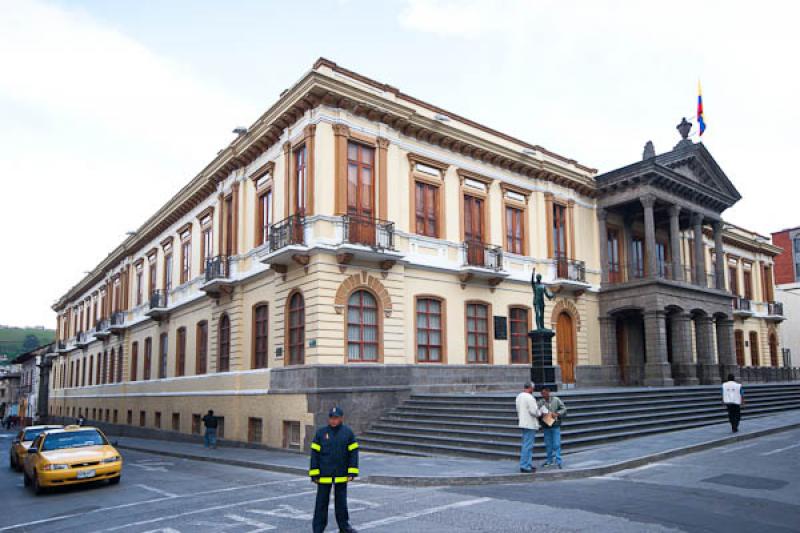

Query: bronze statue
[531,269,554,331]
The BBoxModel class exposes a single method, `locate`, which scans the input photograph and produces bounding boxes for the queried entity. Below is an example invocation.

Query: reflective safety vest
[309,424,359,484]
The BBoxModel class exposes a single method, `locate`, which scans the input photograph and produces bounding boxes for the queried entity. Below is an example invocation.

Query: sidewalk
[113,409,800,487]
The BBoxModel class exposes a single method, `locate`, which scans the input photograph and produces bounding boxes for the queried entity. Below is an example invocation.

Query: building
[48,59,789,449]
[13,344,54,425]
[770,226,800,366]
[0,365,21,421]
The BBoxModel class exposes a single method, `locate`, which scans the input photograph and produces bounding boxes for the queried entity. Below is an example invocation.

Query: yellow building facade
[48,59,784,449]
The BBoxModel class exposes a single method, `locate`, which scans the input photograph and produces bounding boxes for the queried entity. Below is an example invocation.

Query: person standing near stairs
[722,374,744,432]
[538,388,567,469]
[516,382,546,473]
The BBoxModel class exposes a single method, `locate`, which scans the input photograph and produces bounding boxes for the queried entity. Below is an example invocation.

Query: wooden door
[464,195,485,265]
[556,312,576,384]
[347,142,375,245]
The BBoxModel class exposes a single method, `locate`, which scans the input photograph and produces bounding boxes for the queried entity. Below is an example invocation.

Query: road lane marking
[137,484,178,498]
[0,478,306,531]
[356,497,493,530]
[94,489,319,532]
[721,442,759,454]
[223,514,276,531]
[760,443,800,456]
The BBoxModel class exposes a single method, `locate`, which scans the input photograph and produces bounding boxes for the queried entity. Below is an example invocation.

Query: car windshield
[41,430,106,451]
[22,429,48,442]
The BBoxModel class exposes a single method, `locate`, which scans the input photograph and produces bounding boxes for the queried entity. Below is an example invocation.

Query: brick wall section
[771,230,795,284]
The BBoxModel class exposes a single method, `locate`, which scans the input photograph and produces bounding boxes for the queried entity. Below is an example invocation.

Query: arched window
[769,333,779,367]
[102,351,108,384]
[749,331,760,367]
[253,304,269,369]
[143,338,152,380]
[734,330,745,366]
[88,354,94,386]
[218,314,230,372]
[130,342,138,381]
[287,293,305,365]
[347,290,379,362]
[176,327,186,377]
[196,321,208,375]
[159,333,168,378]
[416,297,443,363]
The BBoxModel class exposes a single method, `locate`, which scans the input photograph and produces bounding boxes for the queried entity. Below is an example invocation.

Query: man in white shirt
[516,382,546,473]
[722,373,744,433]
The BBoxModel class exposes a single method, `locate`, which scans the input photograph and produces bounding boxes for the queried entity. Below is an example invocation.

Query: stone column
[692,213,706,287]
[712,220,726,290]
[670,312,698,385]
[624,214,635,281]
[641,194,658,278]
[643,310,674,386]
[598,208,609,284]
[716,317,738,380]
[598,315,620,384]
[695,315,720,384]
[668,205,683,281]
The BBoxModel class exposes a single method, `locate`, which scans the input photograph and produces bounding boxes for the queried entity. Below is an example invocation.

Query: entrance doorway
[556,312,576,384]
[616,317,628,385]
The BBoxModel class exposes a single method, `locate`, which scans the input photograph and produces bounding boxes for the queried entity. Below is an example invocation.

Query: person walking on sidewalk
[722,374,744,432]
[202,409,219,448]
[309,406,359,533]
[516,382,546,473]
[538,388,567,469]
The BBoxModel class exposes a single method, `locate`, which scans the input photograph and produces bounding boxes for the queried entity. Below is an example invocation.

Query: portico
[586,123,742,386]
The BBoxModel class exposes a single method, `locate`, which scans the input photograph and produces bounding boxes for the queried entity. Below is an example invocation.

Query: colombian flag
[697,81,706,136]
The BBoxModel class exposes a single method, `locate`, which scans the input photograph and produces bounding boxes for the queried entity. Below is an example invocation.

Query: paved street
[1,429,798,532]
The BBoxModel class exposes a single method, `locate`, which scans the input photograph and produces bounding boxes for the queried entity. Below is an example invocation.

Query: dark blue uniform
[309,423,359,532]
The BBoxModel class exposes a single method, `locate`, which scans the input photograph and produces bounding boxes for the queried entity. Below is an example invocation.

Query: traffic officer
[310,406,359,533]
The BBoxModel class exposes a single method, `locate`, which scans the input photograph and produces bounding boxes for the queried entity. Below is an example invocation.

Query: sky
[1,0,799,327]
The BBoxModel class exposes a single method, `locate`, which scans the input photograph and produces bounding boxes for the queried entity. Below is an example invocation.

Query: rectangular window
[192,414,202,434]
[415,181,439,238]
[762,264,774,302]
[258,189,273,246]
[749,331,760,366]
[180,238,191,284]
[139,411,146,427]
[729,265,739,296]
[164,253,173,293]
[176,328,186,377]
[159,333,168,379]
[553,203,567,259]
[248,417,263,443]
[201,226,213,272]
[416,298,443,362]
[155,412,162,429]
[656,242,667,277]
[253,305,269,369]
[505,206,524,255]
[294,145,307,215]
[607,228,621,283]
[149,259,157,296]
[172,413,180,432]
[743,268,753,300]
[466,303,490,363]
[463,194,485,266]
[794,236,800,281]
[143,337,152,381]
[135,268,143,306]
[283,420,301,450]
[217,417,225,439]
[196,321,208,375]
[346,142,375,246]
[509,308,530,364]
[130,342,138,381]
[632,237,645,278]
[224,195,235,256]
[127,410,132,425]
[113,409,118,424]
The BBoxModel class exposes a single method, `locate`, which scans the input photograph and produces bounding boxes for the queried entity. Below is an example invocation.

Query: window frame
[465,301,493,364]
[345,289,381,363]
[176,327,186,377]
[130,341,138,382]
[196,321,208,375]
[218,313,230,372]
[256,188,273,247]
[252,303,269,369]
[143,337,152,381]
[158,332,168,379]
[408,155,447,239]
[509,306,531,364]
[286,291,305,366]
[415,295,446,363]
[179,228,192,285]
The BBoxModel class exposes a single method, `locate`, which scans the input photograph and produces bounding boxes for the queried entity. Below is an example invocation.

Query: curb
[117,421,800,487]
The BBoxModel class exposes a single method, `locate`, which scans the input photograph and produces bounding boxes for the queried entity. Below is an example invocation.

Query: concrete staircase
[359,383,800,460]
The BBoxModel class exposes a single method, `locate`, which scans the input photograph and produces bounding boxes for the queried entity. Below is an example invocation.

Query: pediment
[655,143,741,203]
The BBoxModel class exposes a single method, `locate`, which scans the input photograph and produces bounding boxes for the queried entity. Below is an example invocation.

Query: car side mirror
[27,447,38,454]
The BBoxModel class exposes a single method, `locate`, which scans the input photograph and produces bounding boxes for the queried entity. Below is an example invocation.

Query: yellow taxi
[9,425,62,471]
[22,425,123,494]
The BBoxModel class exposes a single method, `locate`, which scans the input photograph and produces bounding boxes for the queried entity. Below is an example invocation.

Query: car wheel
[108,475,121,485]
[23,471,31,487]
[32,473,44,495]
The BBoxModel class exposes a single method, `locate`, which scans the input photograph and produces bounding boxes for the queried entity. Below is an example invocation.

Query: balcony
[733,297,753,317]
[604,262,720,290]
[56,340,68,354]
[94,319,111,340]
[335,215,401,268]
[145,290,170,321]
[459,240,507,286]
[260,215,310,268]
[201,255,233,297]
[76,331,90,348]
[550,254,589,293]
[109,311,126,334]
[766,301,785,321]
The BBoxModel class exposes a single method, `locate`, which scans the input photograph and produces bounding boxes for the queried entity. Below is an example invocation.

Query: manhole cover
[701,474,788,490]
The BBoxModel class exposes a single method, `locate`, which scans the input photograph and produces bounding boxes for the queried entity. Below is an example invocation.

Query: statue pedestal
[529,329,560,392]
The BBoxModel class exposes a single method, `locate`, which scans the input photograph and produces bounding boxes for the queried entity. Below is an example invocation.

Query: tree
[22,334,39,352]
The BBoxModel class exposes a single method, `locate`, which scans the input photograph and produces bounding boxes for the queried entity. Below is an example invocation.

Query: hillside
[0,326,55,363]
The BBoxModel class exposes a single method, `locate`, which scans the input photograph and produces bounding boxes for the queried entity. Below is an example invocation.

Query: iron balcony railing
[96,318,110,333]
[205,255,230,282]
[76,331,87,344]
[111,311,126,326]
[269,214,306,252]
[768,301,784,316]
[149,290,168,310]
[57,341,66,351]
[463,240,503,270]
[342,214,396,250]
[733,297,752,312]
[554,254,586,283]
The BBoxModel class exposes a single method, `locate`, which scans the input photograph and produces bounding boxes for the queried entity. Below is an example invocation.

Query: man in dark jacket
[202,410,218,448]
[310,406,359,533]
